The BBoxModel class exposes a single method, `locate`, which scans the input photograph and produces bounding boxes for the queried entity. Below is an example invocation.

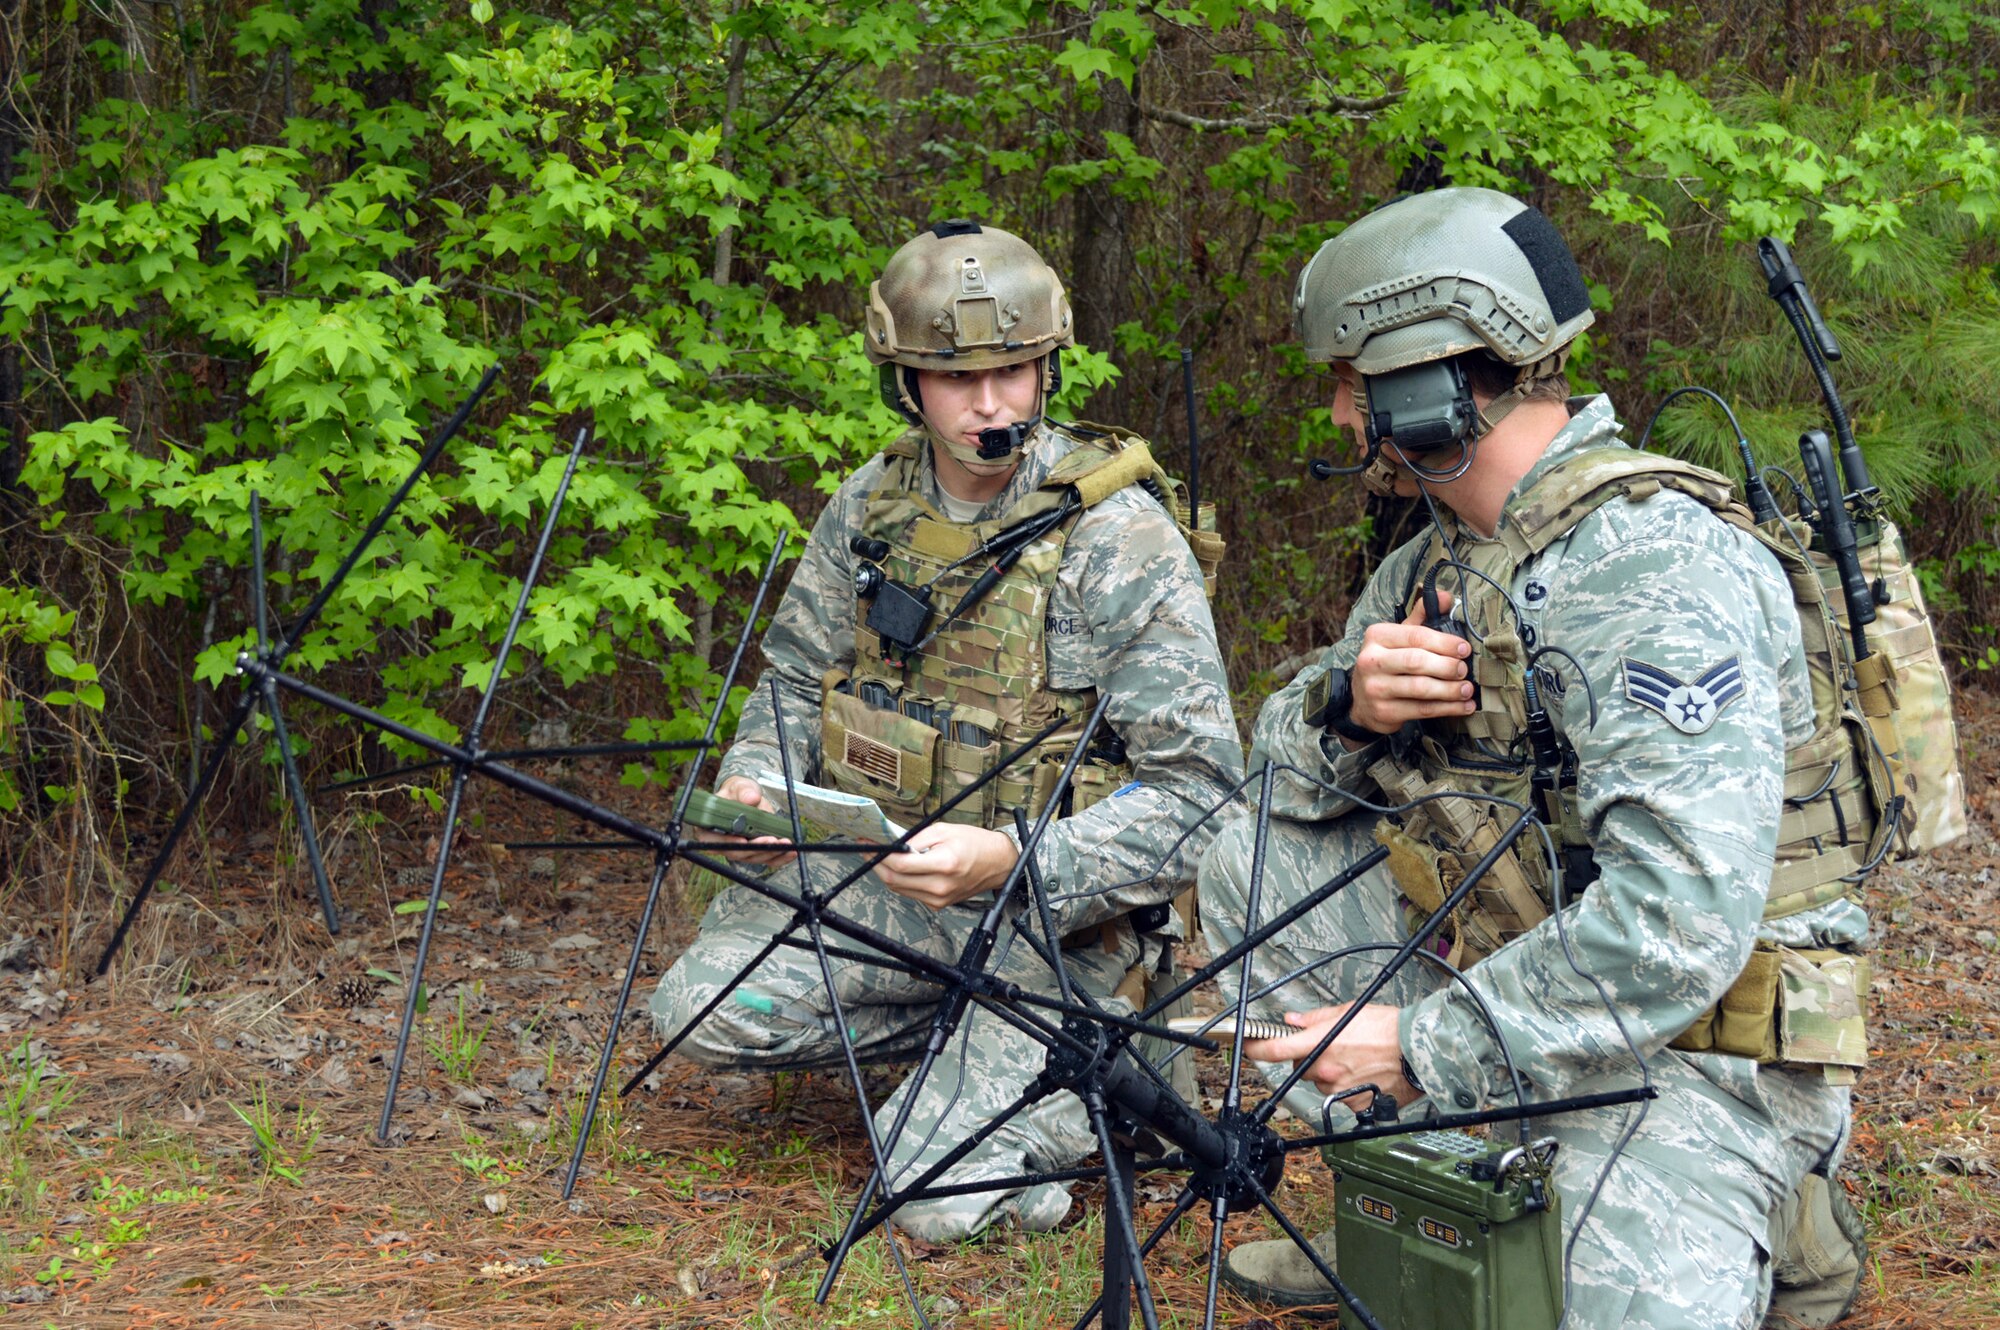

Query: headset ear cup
[879,363,924,424]
[1044,348,1062,399]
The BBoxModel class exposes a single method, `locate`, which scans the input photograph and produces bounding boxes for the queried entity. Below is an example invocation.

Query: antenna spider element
[776,767,1654,1330]
[376,422,594,1141]
[95,365,503,977]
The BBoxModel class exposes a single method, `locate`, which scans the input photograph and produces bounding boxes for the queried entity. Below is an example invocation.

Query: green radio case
[1325,1129,1563,1330]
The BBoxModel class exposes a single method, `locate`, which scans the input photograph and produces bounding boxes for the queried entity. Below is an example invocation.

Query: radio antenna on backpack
[1181,347,1202,523]
[1758,237,1879,517]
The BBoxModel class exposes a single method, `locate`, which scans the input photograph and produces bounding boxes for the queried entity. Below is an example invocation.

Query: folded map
[753,772,907,846]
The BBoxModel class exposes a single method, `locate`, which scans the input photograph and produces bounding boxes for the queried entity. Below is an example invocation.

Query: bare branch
[1135,90,1396,133]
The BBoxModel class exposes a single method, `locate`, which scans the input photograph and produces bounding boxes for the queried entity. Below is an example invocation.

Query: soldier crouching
[1204,189,1873,1329]
[650,221,1242,1241]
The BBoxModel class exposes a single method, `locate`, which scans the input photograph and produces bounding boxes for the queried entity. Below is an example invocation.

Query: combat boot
[1219,1229,1340,1320]
[1764,1173,1868,1328]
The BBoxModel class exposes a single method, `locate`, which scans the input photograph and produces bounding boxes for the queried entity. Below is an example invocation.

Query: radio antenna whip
[1757,237,1878,515]
[1180,347,1202,523]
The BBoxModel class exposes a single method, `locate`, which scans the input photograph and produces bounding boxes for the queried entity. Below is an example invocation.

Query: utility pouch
[1024,748,1130,820]
[1369,757,1556,970]
[1068,759,1121,815]
[821,678,937,821]
[1669,944,1869,1075]
[1844,520,1968,854]
[1670,944,1781,1059]
[1180,497,1226,598]
[1374,822,1475,968]
[1777,948,1871,1074]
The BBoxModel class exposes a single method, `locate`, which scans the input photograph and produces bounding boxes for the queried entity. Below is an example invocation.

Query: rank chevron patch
[1621,656,1744,734]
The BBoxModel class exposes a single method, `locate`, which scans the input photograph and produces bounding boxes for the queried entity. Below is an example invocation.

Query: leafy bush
[0,0,1994,881]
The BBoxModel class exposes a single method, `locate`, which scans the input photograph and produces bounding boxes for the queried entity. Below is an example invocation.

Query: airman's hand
[1347,588,1475,735]
[1242,1003,1418,1106]
[875,823,1018,910]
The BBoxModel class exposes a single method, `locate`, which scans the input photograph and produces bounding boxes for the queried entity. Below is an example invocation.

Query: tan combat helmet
[865,221,1075,445]
[1293,187,1595,377]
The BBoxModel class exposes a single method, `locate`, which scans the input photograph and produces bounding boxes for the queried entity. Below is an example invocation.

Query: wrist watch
[1302,666,1378,745]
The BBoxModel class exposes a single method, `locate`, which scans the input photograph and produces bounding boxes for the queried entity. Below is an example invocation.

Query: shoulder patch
[1621,656,1744,734]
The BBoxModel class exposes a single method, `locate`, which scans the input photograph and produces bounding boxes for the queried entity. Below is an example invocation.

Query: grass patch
[227,1080,322,1185]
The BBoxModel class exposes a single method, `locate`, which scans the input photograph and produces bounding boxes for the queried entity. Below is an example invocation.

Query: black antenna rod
[377,423,592,1144]
[95,365,502,976]
[1180,348,1202,524]
[1757,238,1877,507]
[1799,428,1875,661]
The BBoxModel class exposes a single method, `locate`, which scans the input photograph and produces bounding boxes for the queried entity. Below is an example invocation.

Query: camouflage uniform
[1202,396,1866,1329]
[653,419,1242,1240]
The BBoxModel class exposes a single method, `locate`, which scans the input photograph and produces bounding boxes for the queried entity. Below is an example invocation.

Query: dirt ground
[1,693,1995,1329]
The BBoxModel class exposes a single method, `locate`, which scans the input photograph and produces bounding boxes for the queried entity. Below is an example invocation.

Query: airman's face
[915,363,1040,476]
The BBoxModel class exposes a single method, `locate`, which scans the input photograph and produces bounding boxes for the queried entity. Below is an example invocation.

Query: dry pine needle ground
[1,697,1995,1329]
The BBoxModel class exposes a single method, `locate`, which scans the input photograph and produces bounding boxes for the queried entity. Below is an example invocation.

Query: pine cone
[328,973,378,1008]
[501,948,537,971]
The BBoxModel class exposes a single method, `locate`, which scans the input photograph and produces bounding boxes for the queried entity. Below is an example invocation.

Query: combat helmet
[865,221,1074,458]
[1293,187,1594,377]
[1291,188,1596,488]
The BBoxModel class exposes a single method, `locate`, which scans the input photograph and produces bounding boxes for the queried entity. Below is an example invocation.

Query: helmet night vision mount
[95,368,1649,1330]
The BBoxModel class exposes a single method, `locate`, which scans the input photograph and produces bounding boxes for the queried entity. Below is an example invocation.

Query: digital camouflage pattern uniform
[1202,395,1866,1330]
[653,419,1242,1240]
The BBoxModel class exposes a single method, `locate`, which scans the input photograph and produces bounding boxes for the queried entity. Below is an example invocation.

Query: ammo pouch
[1669,943,1871,1081]
[822,672,1132,832]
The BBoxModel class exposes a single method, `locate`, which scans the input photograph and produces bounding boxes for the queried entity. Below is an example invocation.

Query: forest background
[0,3,1996,1326]
[1,0,1997,966]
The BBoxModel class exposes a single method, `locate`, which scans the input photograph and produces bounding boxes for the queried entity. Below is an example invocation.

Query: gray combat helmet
[1293,188,1595,375]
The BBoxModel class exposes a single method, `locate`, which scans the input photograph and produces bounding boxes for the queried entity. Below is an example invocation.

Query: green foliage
[0,586,102,818]
[1624,79,2000,633]
[426,987,494,1083]
[3,1039,78,1219]
[1,0,1996,844]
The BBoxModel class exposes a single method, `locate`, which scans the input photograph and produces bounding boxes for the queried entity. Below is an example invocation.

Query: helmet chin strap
[1474,344,1574,435]
[919,368,1046,466]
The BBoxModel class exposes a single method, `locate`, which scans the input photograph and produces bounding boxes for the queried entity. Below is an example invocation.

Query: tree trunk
[1069,75,1142,415]
[687,12,747,711]
[0,0,22,499]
